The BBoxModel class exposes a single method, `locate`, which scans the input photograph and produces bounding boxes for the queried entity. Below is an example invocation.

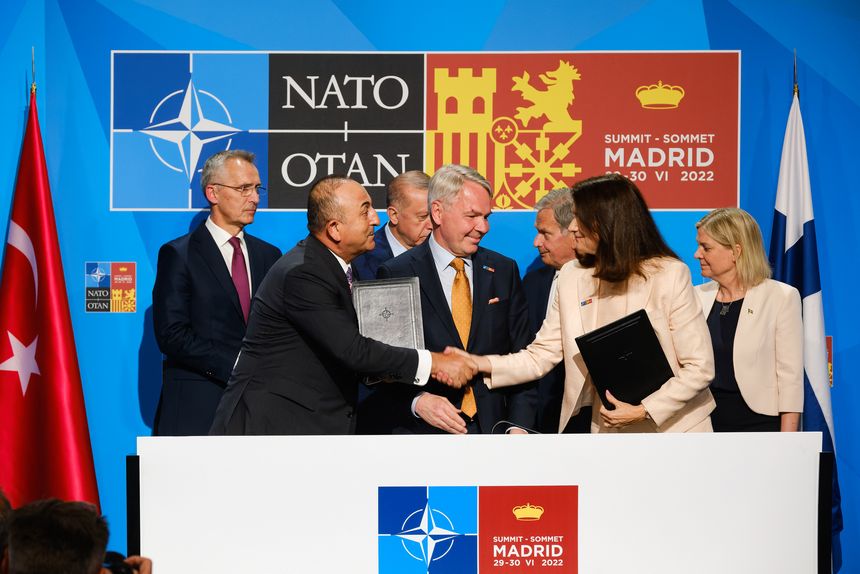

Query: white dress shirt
[205,217,253,294]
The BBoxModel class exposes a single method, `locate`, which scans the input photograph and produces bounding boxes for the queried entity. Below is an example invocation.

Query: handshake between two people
[428,347,492,388]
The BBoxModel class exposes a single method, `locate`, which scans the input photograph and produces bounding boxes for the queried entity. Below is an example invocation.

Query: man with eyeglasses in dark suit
[152,150,281,436]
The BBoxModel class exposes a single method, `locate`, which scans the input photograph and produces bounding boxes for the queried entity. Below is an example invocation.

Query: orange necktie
[450,258,476,417]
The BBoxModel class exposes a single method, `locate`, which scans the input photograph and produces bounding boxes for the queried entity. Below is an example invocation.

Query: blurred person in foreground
[694,207,802,432]
[452,174,715,432]
[1,498,151,574]
[0,490,10,562]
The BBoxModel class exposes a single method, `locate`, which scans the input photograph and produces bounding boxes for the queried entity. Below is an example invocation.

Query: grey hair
[387,170,430,207]
[428,164,492,207]
[201,149,256,195]
[535,187,575,229]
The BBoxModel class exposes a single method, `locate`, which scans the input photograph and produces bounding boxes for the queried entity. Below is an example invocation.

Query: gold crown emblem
[635,80,685,109]
[118,266,128,272]
[512,503,544,521]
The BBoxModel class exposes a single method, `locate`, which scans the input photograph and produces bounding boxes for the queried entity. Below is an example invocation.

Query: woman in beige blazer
[694,208,802,432]
[461,174,715,433]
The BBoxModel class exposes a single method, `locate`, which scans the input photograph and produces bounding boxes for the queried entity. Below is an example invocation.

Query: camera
[103,551,134,574]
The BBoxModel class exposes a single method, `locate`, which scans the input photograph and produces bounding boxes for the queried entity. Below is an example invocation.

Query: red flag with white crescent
[0,89,99,508]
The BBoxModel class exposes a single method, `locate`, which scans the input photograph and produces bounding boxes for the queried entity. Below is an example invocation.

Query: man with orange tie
[152,150,281,436]
[373,164,536,434]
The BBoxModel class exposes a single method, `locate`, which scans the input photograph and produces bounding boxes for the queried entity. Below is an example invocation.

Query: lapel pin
[482,265,495,272]
[580,298,593,306]
[747,308,754,314]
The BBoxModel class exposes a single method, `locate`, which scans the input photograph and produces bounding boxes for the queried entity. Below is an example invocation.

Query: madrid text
[493,535,564,560]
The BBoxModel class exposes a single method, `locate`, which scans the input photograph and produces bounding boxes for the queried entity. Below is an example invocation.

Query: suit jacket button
[346,409,354,418]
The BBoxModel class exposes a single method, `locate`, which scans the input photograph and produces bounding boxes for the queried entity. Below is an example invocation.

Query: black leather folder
[574,309,674,409]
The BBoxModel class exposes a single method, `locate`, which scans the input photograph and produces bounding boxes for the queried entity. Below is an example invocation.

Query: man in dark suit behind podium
[372,164,536,435]
[152,150,281,436]
[522,187,590,433]
[210,175,477,435]
[352,170,432,280]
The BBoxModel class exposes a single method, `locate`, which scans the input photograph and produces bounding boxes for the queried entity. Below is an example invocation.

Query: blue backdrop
[1,0,858,568]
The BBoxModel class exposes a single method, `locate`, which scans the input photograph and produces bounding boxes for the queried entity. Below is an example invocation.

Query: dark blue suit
[152,222,281,435]
[522,261,590,434]
[352,225,394,281]
[365,241,537,434]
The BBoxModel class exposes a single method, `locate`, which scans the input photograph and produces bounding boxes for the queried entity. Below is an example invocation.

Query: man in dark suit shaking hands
[210,175,476,435]
[374,164,536,434]
[152,150,281,436]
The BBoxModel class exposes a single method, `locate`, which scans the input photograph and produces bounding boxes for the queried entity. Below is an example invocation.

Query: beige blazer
[487,257,715,433]
[695,279,803,415]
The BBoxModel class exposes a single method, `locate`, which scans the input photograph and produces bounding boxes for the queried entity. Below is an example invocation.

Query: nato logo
[378,486,477,574]
[85,262,111,287]
[111,52,269,210]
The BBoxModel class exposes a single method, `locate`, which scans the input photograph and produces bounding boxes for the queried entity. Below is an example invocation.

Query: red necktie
[228,236,251,323]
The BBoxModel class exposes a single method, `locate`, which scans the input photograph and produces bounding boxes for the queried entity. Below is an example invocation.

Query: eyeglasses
[211,182,266,197]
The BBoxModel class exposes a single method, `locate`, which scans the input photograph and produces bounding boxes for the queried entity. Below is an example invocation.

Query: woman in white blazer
[459,174,715,433]
[693,208,803,432]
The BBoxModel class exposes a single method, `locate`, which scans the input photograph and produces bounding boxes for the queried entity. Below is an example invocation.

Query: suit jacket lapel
[577,272,599,333]
[535,266,554,322]
[698,281,719,316]
[625,272,651,316]
[244,234,267,292]
[413,243,461,345]
[308,235,356,319]
[468,250,492,349]
[192,223,244,320]
[735,280,762,339]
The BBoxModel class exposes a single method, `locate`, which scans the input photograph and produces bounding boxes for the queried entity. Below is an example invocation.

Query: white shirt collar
[385,223,409,258]
[327,249,350,274]
[205,216,244,246]
[428,233,472,274]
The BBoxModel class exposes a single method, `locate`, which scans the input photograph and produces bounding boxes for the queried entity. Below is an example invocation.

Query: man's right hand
[415,393,468,434]
[430,351,477,388]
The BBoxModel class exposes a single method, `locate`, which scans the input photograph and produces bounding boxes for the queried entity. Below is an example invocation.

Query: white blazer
[486,257,715,433]
[695,279,803,415]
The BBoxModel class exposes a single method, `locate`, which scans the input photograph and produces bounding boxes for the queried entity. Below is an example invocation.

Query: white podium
[134,433,821,574]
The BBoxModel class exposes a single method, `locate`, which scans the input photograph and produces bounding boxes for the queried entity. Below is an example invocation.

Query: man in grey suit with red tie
[372,164,536,434]
[152,150,281,436]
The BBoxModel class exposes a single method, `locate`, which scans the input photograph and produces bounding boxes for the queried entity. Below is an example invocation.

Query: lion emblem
[512,60,581,132]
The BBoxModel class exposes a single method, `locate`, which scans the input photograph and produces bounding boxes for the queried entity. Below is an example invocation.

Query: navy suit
[366,241,537,434]
[210,235,420,435]
[152,222,281,435]
[352,225,394,280]
[522,261,591,434]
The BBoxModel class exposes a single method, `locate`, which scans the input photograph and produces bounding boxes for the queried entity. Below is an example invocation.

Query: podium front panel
[137,433,820,573]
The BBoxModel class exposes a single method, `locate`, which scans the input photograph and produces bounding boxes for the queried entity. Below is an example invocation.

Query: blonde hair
[696,208,771,288]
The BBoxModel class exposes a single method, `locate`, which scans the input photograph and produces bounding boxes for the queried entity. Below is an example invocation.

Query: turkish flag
[0,89,99,508]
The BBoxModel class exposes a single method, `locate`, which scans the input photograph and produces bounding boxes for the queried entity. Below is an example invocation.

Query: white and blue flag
[769,90,842,566]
